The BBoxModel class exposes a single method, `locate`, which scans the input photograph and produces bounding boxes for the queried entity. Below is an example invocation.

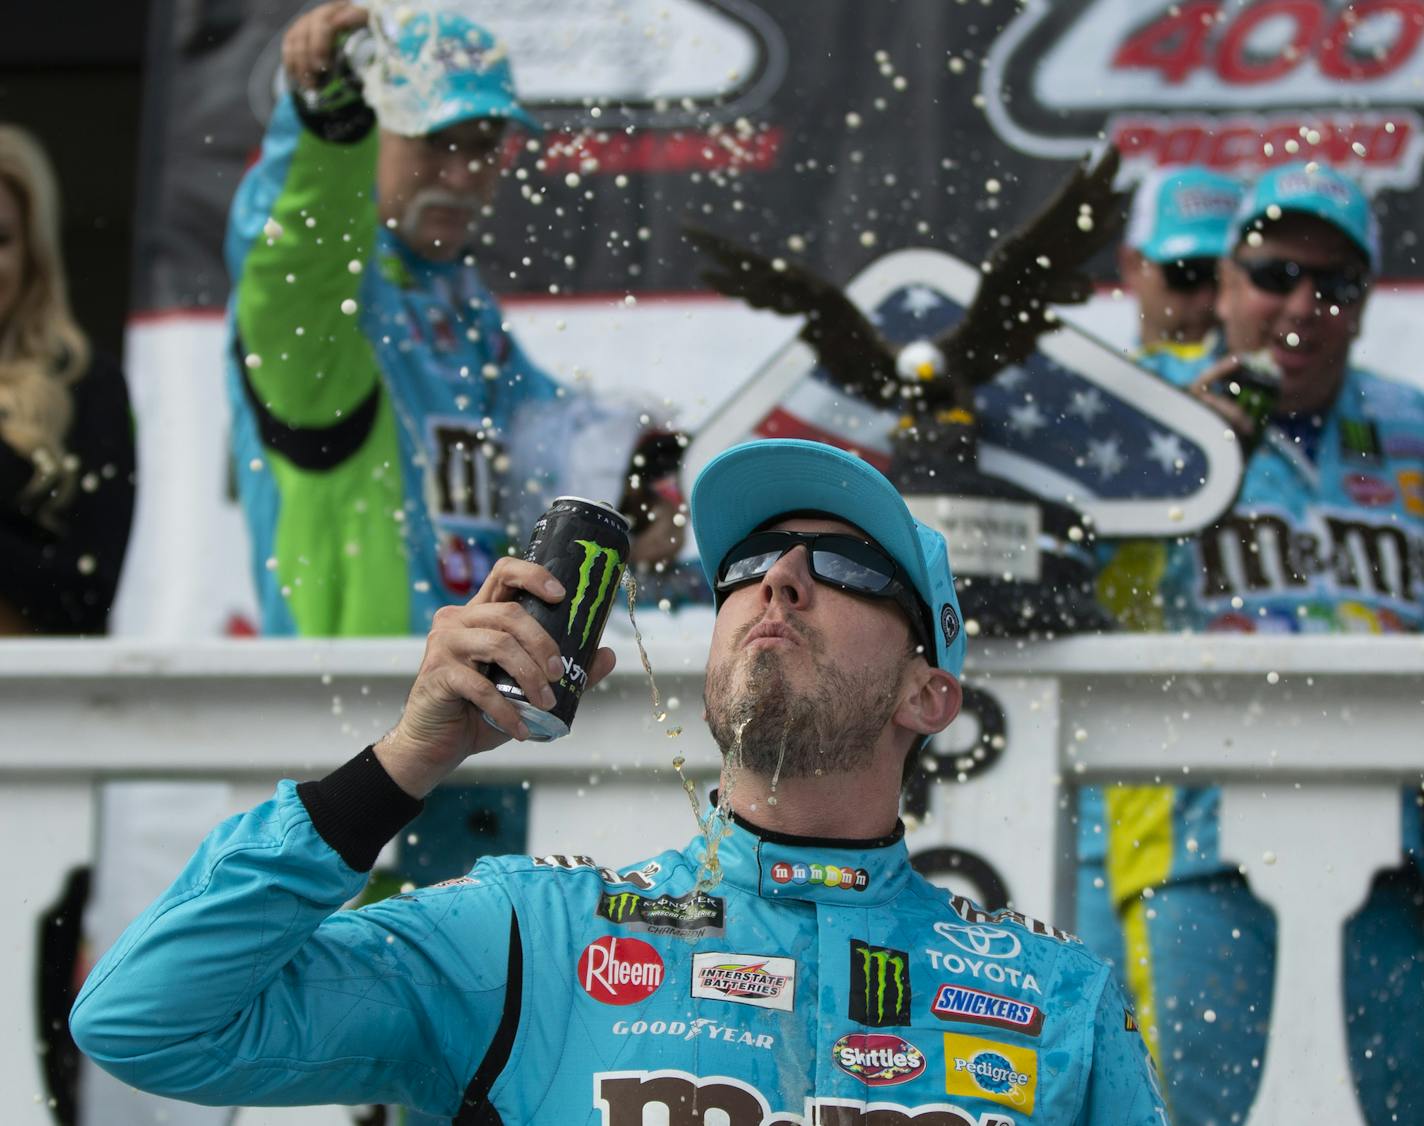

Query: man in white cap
[71,438,1167,1123]
[225,1,675,639]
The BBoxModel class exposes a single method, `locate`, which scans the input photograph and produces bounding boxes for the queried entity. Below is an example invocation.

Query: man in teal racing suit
[71,438,1166,1124]
[1088,163,1424,1124]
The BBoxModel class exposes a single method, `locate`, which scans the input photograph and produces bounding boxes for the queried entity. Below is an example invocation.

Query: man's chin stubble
[704,648,901,781]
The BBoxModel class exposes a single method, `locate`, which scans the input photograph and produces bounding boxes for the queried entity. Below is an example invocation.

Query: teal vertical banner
[397,784,530,887]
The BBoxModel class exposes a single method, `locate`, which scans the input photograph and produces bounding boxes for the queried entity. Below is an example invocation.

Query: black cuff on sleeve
[291,88,376,144]
[297,746,424,872]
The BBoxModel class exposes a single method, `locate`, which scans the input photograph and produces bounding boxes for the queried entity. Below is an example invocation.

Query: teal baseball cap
[1231,162,1379,271]
[1126,167,1245,262]
[381,11,540,136]
[690,439,966,676]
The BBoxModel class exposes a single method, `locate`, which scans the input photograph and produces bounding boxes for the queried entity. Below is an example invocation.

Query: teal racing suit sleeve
[69,750,513,1116]
[1078,977,1167,1125]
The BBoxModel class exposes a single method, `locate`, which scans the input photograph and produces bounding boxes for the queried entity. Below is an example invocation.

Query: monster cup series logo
[983,0,1424,189]
[597,890,726,938]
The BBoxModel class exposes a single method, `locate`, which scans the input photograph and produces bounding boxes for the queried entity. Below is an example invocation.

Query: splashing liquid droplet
[671,755,700,819]
[623,571,732,891]
[622,570,675,737]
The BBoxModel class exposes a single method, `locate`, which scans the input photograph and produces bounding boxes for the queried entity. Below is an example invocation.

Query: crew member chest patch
[691,952,797,1012]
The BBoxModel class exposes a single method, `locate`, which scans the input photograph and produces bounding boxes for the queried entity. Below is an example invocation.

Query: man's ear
[1117,245,1143,295]
[1215,255,1238,325]
[895,667,962,737]
[1348,284,1370,341]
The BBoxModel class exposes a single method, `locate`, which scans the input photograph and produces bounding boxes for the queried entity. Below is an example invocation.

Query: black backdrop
[133,0,1424,314]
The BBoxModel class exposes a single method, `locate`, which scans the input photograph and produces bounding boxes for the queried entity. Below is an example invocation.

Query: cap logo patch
[1273,171,1352,207]
[940,603,960,646]
[1174,187,1240,218]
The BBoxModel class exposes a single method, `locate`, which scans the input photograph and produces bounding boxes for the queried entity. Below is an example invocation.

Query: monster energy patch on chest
[597,890,726,937]
[849,939,913,1027]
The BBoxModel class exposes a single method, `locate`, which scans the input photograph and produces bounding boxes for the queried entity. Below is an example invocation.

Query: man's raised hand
[281,0,371,94]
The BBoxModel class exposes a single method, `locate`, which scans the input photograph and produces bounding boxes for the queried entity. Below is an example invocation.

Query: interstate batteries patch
[692,953,796,1011]
[597,890,725,938]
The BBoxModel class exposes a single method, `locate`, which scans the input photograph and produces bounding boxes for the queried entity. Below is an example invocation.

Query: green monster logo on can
[850,940,912,1027]
[568,539,626,646]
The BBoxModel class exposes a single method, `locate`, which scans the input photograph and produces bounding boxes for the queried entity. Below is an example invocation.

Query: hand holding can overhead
[280,0,371,94]
[375,555,618,800]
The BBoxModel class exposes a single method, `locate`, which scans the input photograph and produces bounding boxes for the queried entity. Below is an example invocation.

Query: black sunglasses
[715,530,934,655]
[1233,256,1367,306]
[1160,257,1219,292]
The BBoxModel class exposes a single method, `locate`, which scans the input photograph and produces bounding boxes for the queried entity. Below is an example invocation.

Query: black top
[0,352,135,634]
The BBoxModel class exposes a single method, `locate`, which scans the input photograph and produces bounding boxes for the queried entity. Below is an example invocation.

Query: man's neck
[1279,371,1347,416]
[718,768,903,840]
[386,228,474,270]
[1141,336,1210,360]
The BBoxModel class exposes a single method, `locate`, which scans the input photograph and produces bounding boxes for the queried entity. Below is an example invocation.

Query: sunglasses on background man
[1232,256,1368,306]
[1159,257,1219,292]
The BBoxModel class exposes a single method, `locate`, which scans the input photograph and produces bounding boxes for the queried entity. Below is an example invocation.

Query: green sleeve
[235,126,381,428]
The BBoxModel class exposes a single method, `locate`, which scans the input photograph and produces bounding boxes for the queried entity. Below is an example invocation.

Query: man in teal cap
[1117,166,1245,356]
[71,438,1168,1123]
[224,1,672,640]
[1090,162,1423,1125]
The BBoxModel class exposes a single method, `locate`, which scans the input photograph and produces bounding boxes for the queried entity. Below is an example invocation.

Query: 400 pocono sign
[984,0,1424,189]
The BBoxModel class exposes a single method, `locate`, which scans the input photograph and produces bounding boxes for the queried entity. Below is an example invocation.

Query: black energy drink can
[488,497,631,741]
[1221,353,1282,433]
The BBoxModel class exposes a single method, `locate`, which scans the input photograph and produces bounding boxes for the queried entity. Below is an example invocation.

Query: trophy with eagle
[684,148,1137,637]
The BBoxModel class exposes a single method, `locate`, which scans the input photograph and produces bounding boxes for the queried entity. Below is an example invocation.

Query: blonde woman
[0,125,133,634]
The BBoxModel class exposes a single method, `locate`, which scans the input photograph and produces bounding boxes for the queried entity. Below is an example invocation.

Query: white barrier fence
[4,631,1420,1125]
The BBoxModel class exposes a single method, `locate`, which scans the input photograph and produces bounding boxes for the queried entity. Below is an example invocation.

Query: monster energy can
[487,497,631,741]
[1210,349,1281,452]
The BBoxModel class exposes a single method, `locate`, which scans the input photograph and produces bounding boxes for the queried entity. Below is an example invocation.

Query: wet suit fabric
[1082,350,1424,1124]
[224,93,561,637]
[72,748,1166,1124]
